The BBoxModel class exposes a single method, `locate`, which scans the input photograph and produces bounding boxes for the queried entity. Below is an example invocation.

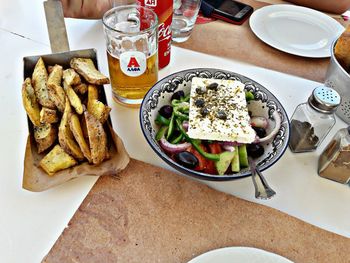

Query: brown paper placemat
[43,159,349,263]
[175,0,348,82]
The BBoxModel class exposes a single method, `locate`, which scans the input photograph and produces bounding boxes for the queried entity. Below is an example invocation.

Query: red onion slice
[220,141,242,147]
[159,137,191,154]
[256,111,282,143]
[250,116,268,129]
[222,145,235,152]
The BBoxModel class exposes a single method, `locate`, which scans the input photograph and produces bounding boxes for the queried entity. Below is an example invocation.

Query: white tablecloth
[0,0,349,262]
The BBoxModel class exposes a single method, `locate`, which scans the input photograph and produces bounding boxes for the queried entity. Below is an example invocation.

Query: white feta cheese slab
[188,77,256,144]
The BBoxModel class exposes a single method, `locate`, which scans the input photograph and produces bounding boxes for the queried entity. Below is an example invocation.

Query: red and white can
[137,0,173,68]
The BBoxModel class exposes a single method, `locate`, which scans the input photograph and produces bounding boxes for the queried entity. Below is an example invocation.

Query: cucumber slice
[238,145,249,168]
[215,151,235,175]
[231,146,240,172]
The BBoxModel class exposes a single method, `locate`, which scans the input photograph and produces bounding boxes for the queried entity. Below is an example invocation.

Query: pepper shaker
[318,126,350,184]
[289,87,341,153]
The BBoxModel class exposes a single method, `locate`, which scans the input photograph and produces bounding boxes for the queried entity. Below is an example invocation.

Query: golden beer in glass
[103,5,158,107]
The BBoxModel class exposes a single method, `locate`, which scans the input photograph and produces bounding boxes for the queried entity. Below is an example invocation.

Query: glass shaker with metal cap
[289,86,341,153]
[318,126,350,184]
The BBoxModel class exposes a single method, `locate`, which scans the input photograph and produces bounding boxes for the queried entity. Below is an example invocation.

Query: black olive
[194,98,205,107]
[252,127,266,138]
[247,144,265,159]
[217,110,227,120]
[171,90,185,101]
[174,152,198,169]
[200,107,209,116]
[196,87,206,95]
[159,105,173,119]
[207,82,218,90]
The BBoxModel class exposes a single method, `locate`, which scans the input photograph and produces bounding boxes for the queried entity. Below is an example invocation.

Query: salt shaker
[289,87,341,153]
[318,126,350,184]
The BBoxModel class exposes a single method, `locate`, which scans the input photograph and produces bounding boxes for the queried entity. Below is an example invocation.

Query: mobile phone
[201,0,254,25]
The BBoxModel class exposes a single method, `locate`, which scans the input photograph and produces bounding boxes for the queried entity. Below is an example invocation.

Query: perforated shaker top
[308,86,341,113]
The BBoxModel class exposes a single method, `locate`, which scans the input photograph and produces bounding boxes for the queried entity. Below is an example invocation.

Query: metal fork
[248,157,276,199]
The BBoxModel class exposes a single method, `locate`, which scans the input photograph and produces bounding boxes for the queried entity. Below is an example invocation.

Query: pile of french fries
[22,57,111,176]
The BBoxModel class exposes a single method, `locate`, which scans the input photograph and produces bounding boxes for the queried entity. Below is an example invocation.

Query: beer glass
[103,5,158,107]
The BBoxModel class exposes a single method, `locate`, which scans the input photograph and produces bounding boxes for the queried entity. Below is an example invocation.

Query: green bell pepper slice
[175,118,220,161]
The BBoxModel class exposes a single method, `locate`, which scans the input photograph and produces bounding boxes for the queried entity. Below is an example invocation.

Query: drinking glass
[112,0,136,7]
[103,5,158,107]
[172,0,202,42]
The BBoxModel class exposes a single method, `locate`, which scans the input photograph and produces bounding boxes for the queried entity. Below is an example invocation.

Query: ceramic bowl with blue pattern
[140,69,290,181]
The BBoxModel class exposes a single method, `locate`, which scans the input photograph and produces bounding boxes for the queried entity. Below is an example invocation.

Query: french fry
[87,85,111,124]
[70,58,110,85]
[88,83,99,100]
[34,123,57,153]
[63,68,81,86]
[22,77,41,126]
[84,110,107,165]
[47,64,66,112]
[63,80,83,114]
[40,107,59,124]
[80,111,89,140]
[73,83,88,95]
[47,64,63,88]
[69,113,92,163]
[39,145,77,176]
[32,57,56,109]
[58,99,84,160]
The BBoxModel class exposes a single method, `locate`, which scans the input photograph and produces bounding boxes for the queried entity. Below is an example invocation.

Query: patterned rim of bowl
[139,68,290,181]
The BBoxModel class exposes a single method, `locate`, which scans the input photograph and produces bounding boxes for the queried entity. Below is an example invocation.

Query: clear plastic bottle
[289,87,341,153]
[318,126,350,184]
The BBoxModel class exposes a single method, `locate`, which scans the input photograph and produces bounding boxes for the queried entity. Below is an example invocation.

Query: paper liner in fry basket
[22,124,130,192]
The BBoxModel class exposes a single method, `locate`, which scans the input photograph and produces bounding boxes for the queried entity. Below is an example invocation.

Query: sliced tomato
[208,142,222,154]
[187,145,207,171]
[203,143,223,174]
[204,159,216,174]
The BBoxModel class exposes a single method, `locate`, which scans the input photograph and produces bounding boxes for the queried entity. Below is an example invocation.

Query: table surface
[0,0,349,262]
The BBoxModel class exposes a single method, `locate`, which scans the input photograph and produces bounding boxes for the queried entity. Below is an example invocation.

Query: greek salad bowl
[139,68,290,181]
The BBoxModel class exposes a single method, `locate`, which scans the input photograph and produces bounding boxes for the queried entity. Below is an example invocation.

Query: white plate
[188,247,294,263]
[249,5,344,58]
